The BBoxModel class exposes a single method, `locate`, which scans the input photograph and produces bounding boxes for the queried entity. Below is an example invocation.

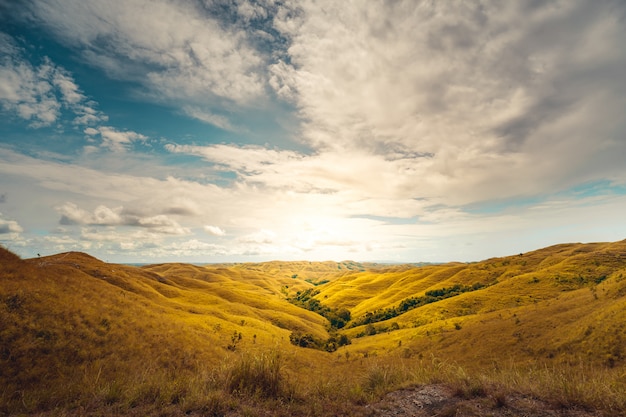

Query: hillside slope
[1,241,626,416]
[324,240,626,368]
[0,249,331,414]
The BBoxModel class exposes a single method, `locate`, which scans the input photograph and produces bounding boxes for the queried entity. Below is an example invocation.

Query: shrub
[365,324,377,336]
[289,332,322,348]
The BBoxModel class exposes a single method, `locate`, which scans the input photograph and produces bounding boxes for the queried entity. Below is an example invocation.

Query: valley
[1,240,626,416]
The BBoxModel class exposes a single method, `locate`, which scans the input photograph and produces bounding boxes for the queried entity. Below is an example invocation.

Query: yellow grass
[2,240,626,415]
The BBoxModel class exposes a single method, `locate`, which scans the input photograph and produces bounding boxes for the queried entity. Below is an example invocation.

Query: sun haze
[1,1,626,263]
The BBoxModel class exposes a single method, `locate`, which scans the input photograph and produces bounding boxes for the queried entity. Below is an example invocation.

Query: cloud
[4,141,626,262]
[163,198,201,216]
[58,203,123,225]
[181,106,235,131]
[50,68,84,105]
[7,1,626,206]
[164,142,433,211]
[79,228,163,249]
[20,0,267,107]
[204,225,225,236]
[165,143,304,176]
[136,215,189,235]
[239,229,276,245]
[84,126,147,152]
[269,1,626,204]
[56,202,190,235]
[167,239,223,253]
[0,214,23,234]
[79,229,225,258]
[0,54,61,127]
[0,33,107,128]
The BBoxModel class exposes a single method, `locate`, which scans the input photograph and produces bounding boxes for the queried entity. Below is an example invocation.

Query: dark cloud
[428,23,477,51]
[59,215,78,225]
[494,96,575,151]
[165,206,198,216]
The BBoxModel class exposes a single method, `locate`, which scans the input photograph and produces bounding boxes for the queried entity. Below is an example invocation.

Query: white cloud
[181,106,235,131]
[0,33,107,128]
[164,142,433,214]
[23,0,266,107]
[57,202,123,225]
[239,229,276,245]
[80,227,162,245]
[85,126,148,152]
[98,127,147,152]
[51,69,84,105]
[0,55,60,127]
[136,214,189,235]
[0,214,23,234]
[56,202,190,235]
[165,143,304,176]
[204,225,226,236]
[168,239,221,252]
[72,102,108,126]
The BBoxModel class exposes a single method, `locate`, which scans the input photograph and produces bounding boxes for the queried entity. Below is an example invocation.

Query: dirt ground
[366,384,603,417]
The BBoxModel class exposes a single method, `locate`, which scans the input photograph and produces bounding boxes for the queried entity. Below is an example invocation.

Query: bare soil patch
[366,384,602,417]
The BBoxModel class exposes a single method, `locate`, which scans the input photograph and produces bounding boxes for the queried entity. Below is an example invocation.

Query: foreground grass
[3,348,624,416]
[409,356,626,415]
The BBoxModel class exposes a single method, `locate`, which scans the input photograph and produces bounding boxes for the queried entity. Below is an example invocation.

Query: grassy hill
[327,241,626,368]
[1,241,626,416]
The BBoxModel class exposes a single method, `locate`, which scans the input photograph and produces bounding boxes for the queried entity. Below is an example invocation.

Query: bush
[287,289,352,330]
[289,332,322,348]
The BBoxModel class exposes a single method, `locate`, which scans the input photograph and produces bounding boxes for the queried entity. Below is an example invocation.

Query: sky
[1,0,626,263]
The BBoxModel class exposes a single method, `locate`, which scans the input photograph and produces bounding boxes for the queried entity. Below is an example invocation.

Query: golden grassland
[1,241,626,416]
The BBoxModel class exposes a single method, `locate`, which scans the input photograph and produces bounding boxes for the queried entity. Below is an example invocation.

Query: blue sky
[1,0,626,263]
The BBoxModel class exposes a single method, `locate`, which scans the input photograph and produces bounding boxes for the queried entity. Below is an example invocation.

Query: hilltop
[1,240,626,416]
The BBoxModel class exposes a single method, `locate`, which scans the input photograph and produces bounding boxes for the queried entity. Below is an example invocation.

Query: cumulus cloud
[57,202,190,235]
[0,33,107,127]
[269,1,626,204]
[19,0,266,107]
[0,54,60,127]
[84,126,147,152]
[0,214,23,234]
[204,225,226,236]
[58,203,123,225]
[136,215,189,235]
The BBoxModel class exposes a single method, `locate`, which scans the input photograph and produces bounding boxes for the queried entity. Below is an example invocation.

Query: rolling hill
[1,240,626,416]
[320,241,626,367]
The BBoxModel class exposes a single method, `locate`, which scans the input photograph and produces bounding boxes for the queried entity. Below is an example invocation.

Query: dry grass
[2,241,626,416]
